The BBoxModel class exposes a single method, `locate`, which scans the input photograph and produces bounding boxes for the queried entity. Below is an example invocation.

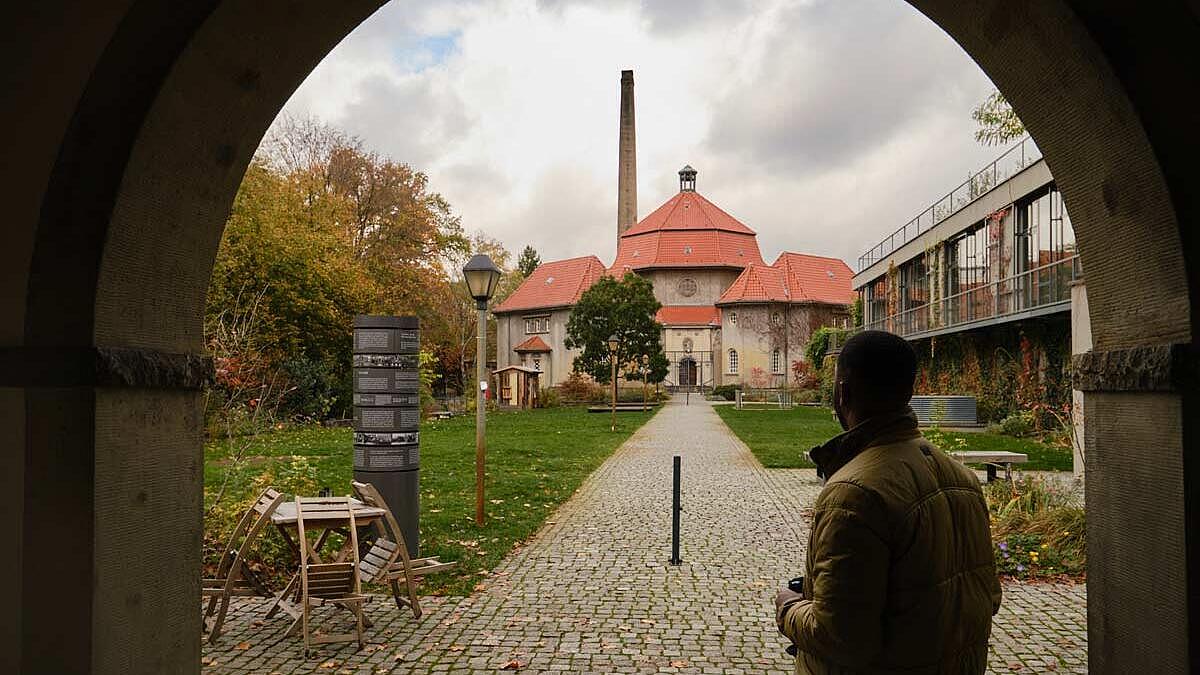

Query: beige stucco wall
[719,303,849,387]
[642,269,740,306]
[495,308,579,387]
[662,326,718,386]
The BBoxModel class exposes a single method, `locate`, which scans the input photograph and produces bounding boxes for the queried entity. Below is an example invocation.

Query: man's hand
[775,587,804,627]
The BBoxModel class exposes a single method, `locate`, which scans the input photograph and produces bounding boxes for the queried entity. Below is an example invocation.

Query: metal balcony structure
[858,137,1043,272]
[860,255,1079,341]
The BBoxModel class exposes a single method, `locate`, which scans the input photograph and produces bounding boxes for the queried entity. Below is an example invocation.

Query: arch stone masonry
[0,1,1197,672]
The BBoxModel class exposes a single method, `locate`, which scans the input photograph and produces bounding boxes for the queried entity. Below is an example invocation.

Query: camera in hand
[784,576,804,656]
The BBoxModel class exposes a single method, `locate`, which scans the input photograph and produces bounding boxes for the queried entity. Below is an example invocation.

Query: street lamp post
[607,333,619,432]
[463,253,503,527]
[641,354,650,413]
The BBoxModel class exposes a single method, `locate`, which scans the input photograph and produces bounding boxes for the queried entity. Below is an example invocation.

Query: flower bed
[986,476,1085,580]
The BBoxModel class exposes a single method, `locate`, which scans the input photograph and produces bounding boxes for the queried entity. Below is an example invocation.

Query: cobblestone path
[203,400,1087,674]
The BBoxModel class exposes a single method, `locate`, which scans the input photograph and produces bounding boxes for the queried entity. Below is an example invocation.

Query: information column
[352,315,421,556]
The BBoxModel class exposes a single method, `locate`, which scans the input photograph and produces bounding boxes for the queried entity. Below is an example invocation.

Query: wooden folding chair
[202,487,285,643]
[293,496,368,656]
[351,481,457,618]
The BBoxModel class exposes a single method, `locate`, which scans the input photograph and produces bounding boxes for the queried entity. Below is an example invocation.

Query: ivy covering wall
[911,317,1071,425]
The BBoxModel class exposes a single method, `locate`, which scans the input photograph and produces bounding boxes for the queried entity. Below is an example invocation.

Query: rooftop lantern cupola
[678,165,697,192]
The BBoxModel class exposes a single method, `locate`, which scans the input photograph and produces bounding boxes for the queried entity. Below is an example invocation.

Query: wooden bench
[949,450,1028,483]
[430,410,453,420]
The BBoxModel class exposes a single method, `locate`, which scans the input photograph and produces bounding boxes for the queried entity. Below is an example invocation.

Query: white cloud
[276,0,1011,269]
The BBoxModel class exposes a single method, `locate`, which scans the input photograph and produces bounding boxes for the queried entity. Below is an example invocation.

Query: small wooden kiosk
[493,365,541,408]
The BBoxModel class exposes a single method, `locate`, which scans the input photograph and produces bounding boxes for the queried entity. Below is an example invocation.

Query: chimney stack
[617,70,637,239]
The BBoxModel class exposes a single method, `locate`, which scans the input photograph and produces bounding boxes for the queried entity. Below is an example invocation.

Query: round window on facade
[678,277,698,297]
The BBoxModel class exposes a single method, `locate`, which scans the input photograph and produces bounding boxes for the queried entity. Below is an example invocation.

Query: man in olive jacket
[775,331,1001,674]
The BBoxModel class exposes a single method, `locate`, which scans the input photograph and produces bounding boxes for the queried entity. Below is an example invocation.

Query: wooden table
[266,498,388,626]
[949,450,1028,483]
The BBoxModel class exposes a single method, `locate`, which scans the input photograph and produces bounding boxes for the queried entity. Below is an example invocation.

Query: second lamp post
[607,333,619,432]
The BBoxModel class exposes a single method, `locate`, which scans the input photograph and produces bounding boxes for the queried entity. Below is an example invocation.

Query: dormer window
[684,246,693,255]
[545,276,555,285]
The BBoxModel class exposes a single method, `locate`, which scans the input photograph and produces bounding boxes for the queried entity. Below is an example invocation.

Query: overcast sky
[276,0,1012,270]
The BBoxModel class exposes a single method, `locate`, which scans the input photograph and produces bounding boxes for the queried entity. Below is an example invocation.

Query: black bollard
[670,455,682,565]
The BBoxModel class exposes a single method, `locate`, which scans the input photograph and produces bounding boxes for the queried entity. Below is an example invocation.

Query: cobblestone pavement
[203,400,1087,674]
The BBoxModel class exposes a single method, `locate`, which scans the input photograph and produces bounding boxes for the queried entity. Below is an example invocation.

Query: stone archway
[1,2,1196,672]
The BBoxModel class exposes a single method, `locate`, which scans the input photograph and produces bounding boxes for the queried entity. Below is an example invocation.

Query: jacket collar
[809,407,921,482]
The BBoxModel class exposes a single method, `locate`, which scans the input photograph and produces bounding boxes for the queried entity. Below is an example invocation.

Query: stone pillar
[1070,279,1092,476]
[1073,345,1198,671]
[617,70,637,238]
[2,347,211,673]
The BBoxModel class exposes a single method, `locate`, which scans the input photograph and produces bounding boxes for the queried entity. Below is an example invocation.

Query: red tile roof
[716,264,791,303]
[655,305,721,326]
[773,252,855,305]
[611,190,764,272]
[513,335,553,352]
[494,256,607,313]
[717,253,853,305]
[623,191,756,236]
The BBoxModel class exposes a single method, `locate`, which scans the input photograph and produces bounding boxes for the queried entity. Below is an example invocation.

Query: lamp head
[607,333,620,353]
[462,254,503,308]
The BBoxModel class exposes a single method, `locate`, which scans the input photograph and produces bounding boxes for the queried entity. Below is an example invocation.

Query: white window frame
[524,315,550,335]
[771,349,783,374]
[728,349,739,374]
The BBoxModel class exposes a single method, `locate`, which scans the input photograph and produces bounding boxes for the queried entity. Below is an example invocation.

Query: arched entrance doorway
[2,2,1197,672]
[678,357,698,387]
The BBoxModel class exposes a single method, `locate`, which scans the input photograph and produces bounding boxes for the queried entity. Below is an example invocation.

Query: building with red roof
[493,73,850,389]
[495,167,852,389]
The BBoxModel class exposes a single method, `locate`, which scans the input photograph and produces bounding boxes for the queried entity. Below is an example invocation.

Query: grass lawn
[714,405,1073,471]
[923,428,1074,472]
[713,405,839,468]
[204,406,657,596]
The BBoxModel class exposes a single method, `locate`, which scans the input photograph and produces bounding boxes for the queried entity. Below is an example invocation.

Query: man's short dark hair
[836,330,917,412]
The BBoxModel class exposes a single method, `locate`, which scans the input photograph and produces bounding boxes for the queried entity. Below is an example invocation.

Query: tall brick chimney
[617,69,637,239]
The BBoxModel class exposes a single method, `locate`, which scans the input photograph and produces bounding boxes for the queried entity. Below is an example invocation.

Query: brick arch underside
[2,1,1197,672]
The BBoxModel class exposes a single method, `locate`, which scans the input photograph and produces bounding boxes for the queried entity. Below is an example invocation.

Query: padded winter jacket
[777,410,1002,674]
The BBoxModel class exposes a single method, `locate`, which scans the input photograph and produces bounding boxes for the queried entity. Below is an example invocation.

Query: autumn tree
[971,89,1026,146]
[564,273,669,383]
[517,245,542,277]
[206,115,473,420]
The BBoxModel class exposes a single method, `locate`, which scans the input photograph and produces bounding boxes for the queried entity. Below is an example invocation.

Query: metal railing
[735,389,794,409]
[863,255,1078,338]
[858,137,1043,271]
